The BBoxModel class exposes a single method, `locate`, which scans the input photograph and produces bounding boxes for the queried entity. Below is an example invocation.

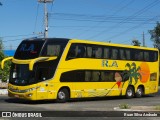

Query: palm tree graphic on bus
[124,62,142,85]
[106,62,142,96]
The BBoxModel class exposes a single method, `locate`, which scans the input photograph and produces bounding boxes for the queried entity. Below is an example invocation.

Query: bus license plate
[14,95,19,98]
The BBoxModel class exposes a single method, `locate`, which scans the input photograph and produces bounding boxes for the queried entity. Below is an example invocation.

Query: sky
[0,0,160,50]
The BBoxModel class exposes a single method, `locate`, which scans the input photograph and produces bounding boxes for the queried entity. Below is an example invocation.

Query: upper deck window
[14,38,69,59]
[41,41,68,57]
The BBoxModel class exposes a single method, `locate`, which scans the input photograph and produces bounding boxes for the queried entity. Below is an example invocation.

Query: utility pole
[142,32,145,47]
[38,0,53,38]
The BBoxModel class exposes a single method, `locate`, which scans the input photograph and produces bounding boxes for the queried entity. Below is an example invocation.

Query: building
[3,50,15,56]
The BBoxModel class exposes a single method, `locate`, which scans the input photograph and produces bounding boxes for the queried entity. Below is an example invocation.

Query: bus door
[36,67,50,100]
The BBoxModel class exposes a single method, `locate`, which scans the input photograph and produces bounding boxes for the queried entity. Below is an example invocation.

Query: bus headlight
[24,87,37,92]
[27,93,33,97]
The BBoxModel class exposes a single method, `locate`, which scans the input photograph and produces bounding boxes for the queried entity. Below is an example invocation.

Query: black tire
[125,86,134,99]
[56,88,69,103]
[135,86,144,98]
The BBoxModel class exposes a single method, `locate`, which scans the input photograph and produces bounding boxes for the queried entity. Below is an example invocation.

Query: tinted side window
[60,70,85,82]
[133,50,143,61]
[92,46,102,58]
[85,71,91,82]
[91,71,101,81]
[101,71,115,82]
[144,51,149,61]
[111,48,118,59]
[47,44,60,56]
[86,46,92,58]
[104,47,110,59]
[35,61,57,82]
[66,43,158,62]
[66,44,86,59]
[125,49,131,60]
[119,49,126,60]
[60,70,119,82]
[41,42,66,57]
[150,51,158,62]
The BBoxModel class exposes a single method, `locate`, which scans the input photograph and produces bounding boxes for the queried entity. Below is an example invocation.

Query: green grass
[119,104,131,109]
[155,105,160,110]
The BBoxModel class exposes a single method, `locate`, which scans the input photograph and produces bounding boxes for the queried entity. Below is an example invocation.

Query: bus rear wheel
[56,88,69,103]
[135,86,144,98]
[125,86,134,99]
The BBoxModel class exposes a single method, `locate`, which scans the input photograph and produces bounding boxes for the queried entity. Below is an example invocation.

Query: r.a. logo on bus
[19,44,34,52]
[102,60,118,67]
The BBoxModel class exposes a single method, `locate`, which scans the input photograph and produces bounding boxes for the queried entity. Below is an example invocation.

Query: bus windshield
[10,60,60,86]
[10,64,36,86]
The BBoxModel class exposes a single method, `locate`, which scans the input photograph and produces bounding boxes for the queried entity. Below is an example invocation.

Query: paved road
[0,92,160,111]
[0,90,160,120]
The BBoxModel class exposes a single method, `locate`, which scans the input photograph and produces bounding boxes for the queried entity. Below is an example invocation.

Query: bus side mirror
[1,57,13,69]
[29,56,57,71]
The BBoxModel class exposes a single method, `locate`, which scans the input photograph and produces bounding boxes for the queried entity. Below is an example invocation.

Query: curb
[114,106,160,111]
[114,107,141,111]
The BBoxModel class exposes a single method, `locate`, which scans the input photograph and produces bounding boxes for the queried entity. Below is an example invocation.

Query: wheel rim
[58,91,65,100]
[137,88,142,95]
[127,89,133,97]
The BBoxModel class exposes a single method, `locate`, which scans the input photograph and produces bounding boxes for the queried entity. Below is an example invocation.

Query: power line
[102,15,160,41]
[87,0,160,40]
[50,25,154,29]
[50,17,157,24]
[2,34,43,43]
[74,0,136,38]
[48,0,135,39]
[1,34,35,38]
[2,38,22,42]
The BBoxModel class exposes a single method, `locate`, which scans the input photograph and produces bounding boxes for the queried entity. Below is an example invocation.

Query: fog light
[27,93,33,97]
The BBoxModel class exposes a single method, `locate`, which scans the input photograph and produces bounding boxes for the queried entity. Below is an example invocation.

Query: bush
[0,39,11,82]
[119,104,131,109]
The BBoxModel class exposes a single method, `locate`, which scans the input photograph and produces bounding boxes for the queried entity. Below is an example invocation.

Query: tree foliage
[149,22,160,85]
[149,22,160,49]
[132,39,141,46]
[0,38,11,82]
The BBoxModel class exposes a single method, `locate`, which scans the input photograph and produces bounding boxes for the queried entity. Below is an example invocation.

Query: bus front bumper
[8,89,37,101]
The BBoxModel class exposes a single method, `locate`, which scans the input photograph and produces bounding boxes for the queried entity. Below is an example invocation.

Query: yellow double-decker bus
[1,38,159,102]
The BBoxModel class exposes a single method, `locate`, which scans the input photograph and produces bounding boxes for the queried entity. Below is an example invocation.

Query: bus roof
[23,38,158,51]
[24,38,69,42]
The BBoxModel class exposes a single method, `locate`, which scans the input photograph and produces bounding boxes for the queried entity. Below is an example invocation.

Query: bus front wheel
[56,88,69,103]
[125,86,134,99]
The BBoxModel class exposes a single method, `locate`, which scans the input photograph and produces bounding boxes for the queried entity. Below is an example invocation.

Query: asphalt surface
[0,90,160,120]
